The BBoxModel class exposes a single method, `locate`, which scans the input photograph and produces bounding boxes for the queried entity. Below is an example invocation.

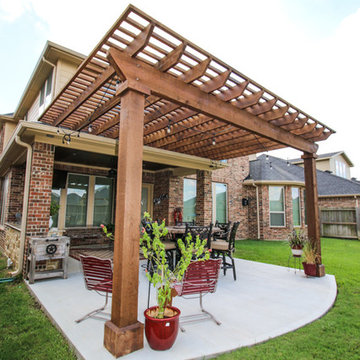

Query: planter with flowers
[287,228,307,257]
[140,212,210,351]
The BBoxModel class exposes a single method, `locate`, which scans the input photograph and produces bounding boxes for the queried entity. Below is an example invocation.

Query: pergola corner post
[103,78,150,356]
[302,152,325,277]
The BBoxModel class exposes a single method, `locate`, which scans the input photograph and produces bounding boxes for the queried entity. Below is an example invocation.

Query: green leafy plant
[140,212,210,319]
[287,228,307,249]
[100,224,114,241]
[50,201,60,217]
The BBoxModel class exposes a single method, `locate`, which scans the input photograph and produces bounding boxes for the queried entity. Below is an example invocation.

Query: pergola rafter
[39,5,334,160]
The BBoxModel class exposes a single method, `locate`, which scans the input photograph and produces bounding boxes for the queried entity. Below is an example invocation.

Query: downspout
[10,136,32,276]
[252,182,261,240]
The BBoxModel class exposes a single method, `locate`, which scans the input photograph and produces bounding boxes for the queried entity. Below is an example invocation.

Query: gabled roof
[37,4,334,160]
[13,41,85,121]
[290,151,353,167]
[246,154,360,196]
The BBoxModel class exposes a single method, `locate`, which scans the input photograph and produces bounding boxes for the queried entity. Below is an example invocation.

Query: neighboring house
[290,151,354,179]
[244,154,360,240]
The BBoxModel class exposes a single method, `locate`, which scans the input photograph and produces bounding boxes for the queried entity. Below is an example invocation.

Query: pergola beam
[107,47,318,154]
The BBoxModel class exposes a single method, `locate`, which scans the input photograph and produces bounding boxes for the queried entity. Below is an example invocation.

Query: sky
[1,0,360,177]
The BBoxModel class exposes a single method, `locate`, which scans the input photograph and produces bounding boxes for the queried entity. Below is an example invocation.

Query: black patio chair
[211,221,240,280]
[214,221,232,240]
[185,223,213,250]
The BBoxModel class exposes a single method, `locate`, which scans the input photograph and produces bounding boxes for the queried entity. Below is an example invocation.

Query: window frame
[291,187,301,227]
[183,178,197,223]
[39,70,54,115]
[269,185,286,228]
[0,174,9,225]
[212,182,228,224]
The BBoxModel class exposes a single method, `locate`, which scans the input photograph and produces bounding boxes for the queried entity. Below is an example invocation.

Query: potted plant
[302,241,318,277]
[140,212,210,351]
[287,228,307,257]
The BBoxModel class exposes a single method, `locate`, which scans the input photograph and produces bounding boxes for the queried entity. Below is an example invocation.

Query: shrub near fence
[320,207,360,239]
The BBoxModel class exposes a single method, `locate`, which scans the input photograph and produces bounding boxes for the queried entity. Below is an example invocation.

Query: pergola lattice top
[39,4,335,160]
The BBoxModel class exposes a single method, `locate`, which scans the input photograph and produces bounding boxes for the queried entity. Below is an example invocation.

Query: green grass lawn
[0,254,76,360]
[218,238,360,360]
[1,238,359,359]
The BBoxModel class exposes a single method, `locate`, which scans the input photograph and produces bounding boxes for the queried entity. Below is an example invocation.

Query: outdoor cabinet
[28,236,70,284]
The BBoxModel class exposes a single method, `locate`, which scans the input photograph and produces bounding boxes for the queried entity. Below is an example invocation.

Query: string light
[266,154,269,161]
[287,160,290,167]
[166,119,171,134]
[88,124,93,133]
[269,162,273,170]
[212,137,216,146]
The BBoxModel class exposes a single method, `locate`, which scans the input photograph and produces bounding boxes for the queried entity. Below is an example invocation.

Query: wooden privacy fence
[320,207,360,240]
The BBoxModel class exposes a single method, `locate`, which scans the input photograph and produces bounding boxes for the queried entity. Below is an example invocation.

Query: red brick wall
[153,171,171,223]
[26,143,55,237]
[245,184,307,240]
[196,170,212,225]
[212,157,250,238]
[7,165,26,224]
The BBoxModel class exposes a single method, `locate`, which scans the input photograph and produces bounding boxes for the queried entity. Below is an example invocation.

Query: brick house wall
[212,157,250,238]
[245,183,307,240]
[196,170,212,226]
[7,165,26,224]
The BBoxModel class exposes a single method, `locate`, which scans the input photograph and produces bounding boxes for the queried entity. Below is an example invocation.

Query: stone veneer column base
[104,320,144,357]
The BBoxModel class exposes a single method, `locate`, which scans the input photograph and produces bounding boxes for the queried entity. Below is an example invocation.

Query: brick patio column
[196,170,212,225]
[26,143,55,237]
[23,142,55,275]
[7,165,26,224]
[302,152,324,277]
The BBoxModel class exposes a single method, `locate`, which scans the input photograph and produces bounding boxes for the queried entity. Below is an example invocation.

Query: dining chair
[174,258,222,332]
[211,221,240,280]
[76,255,113,323]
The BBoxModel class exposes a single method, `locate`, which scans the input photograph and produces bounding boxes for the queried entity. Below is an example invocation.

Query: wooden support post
[103,87,148,357]
[302,152,325,277]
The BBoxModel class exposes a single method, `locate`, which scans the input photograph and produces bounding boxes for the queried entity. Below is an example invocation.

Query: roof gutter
[10,136,32,276]
[251,181,260,240]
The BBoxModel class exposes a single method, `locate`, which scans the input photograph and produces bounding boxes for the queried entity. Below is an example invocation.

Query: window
[0,175,9,225]
[39,70,53,115]
[93,177,114,226]
[269,186,285,227]
[335,160,346,178]
[212,182,227,223]
[183,178,196,222]
[292,187,300,227]
[65,174,89,227]
[51,188,61,228]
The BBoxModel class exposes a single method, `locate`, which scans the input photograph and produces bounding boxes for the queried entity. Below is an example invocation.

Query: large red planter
[144,306,181,350]
[302,262,317,277]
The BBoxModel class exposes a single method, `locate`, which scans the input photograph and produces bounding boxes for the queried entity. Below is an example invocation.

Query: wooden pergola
[39,5,334,357]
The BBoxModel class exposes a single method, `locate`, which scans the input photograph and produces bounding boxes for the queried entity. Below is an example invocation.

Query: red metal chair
[174,258,222,331]
[75,255,113,323]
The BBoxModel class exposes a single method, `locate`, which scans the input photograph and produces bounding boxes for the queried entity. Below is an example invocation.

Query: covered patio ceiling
[39,5,334,160]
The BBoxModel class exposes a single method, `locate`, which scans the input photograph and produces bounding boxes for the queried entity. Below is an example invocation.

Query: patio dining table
[166,225,222,236]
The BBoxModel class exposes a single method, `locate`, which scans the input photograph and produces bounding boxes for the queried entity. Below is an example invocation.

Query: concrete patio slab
[27,258,337,360]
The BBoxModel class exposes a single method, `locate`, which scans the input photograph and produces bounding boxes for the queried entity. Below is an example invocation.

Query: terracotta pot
[302,262,317,277]
[144,306,180,351]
